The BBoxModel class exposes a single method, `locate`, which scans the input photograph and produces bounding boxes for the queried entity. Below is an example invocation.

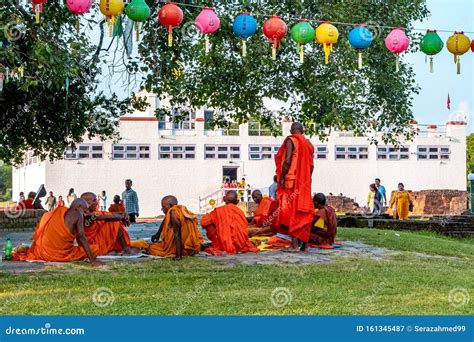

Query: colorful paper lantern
[32,0,47,24]
[262,16,287,60]
[195,7,220,54]
[99,0,125,37]
[233,12,258,57]
[158,2,184,47]
[384,27,410,72]
[290,19,314,64]
[446,32,471,74]
[348,25,373,69]
[316,22,339,65]
[66,0,93,32]
[420,30,444,73]
[125,0,150,41]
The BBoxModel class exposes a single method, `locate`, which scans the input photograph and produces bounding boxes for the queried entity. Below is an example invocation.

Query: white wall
[13,111,467,217]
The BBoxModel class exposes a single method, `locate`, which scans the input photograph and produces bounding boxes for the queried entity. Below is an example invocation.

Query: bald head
[290,122,304,135]
[69,198,89,211]
[80,192,97,212]
[161,195,178,214]
[251,190,263,204]
[224,190,239,205]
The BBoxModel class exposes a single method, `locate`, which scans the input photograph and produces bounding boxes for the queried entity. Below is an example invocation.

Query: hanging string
[156,0,474,34]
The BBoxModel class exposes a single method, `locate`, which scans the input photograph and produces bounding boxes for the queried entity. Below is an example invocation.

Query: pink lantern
[384,27,410,72]
[66,0,93,32]
[195,7,220,54]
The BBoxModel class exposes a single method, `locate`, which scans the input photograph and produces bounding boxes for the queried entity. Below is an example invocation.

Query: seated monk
[302,193,337,250]
[16,191,36,210]
[248,190,278,237]
[108,195,125,214]
[201,190,258,255]
[131,196,203,260]
[80,192,139,256]
[25,199,104,266]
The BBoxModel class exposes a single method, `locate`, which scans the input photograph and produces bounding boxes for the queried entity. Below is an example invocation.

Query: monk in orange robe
[16,191,36,210]
[303,193,338,250]
[201,191,258,255]
[131,196,203,260]
[108,195,125,214]
[275,122,315,252]
[25,199,104,266]
[248,190,278,237]
[80,192,138,256]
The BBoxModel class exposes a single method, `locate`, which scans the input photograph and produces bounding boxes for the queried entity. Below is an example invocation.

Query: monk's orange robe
[108,203,125,214]
[275,134,315,242]
[17,198,34,210]
[252,197,279,228]
[201,204,258,255]
[310,206,338,246]
[26,207,99,262]
[84,211,130,255]
[131,205,203,257]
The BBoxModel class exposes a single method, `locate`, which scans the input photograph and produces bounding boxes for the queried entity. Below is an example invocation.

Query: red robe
[201,204,258,255]
[310,206,338,246]
[252,197,278,228]
[17,198,34,210]
[275,134,314,242]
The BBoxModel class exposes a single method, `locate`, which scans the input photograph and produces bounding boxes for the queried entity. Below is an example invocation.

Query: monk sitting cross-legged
[301,193,338,251]
[131,196,203,260]
[248,190,278,237]
[201,190,258,256]
[80,192,139,256]
[25,199,104,266]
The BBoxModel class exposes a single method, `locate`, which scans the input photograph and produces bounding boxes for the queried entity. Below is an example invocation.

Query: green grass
[0,228,472,315]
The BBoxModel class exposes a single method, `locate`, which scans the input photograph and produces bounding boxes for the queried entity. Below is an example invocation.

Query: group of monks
[14,123,338,265]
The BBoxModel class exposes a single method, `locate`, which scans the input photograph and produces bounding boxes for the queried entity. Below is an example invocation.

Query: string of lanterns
[5,1,474,79]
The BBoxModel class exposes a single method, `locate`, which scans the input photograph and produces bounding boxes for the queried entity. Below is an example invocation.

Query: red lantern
[158,2,184,47]
[471,40,474,53]
[263,16,287,60]
[32,0,47,23]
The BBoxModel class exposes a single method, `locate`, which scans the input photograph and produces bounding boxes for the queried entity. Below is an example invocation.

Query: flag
[447,93,451,110]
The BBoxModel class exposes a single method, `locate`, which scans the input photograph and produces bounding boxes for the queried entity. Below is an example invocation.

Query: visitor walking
[98,190,108,211]
[66,188,77,207]
[389,182,413,220]
[375,178,387,206]
[367,184,382,215]
[19,192,25,202]
[57,196,65,207]
[269,175,277,200]
[122,179,139,223]
[45,191,57,211]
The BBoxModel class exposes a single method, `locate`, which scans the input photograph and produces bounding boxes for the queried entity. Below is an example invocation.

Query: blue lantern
[348,25,373,69]
[233,12,258,57]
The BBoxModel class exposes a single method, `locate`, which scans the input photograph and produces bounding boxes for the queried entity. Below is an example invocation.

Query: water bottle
[4,238,12,261]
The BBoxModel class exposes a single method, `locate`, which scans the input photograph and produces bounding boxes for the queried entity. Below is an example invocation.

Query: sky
[98,0,474,132]
[407,0,474,131]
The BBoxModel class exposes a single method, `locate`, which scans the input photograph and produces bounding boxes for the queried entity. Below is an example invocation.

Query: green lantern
[125,0,151,41]
[290,19,315,64]
[420,29,444,73]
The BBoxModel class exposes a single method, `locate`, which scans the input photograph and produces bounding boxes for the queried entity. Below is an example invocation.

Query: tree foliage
[466,134,474,178]
[1,0,430,164]
[0,164,12,201]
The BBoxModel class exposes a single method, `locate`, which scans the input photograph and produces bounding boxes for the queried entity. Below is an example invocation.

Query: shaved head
[251,190,263,204]
[69,198,89,211]
[290,122,304,134]
[161,195,178,214]
[224,190,239,205]
[80,192,98,212]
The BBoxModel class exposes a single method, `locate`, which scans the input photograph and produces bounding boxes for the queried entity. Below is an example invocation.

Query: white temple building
[12,93,467,217]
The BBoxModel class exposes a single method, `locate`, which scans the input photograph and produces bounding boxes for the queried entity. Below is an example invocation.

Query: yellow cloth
[389,191,412,220]
[314,209,326,231]
[367,191,375,212]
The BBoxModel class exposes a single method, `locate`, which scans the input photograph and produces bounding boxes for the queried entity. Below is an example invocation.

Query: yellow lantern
[99,0,125,37]
[446,31,471,74]
[316,22,339,64]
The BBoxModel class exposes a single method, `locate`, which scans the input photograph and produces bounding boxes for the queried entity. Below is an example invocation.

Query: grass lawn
[0,228,472,315]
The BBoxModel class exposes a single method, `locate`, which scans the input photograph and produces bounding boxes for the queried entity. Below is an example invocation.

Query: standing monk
[80,192,138,256]
[275,122,315,252]
[25,199,104,266]
[201,191,258,255]
[132,196,203,260]
[248,190,278,237]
